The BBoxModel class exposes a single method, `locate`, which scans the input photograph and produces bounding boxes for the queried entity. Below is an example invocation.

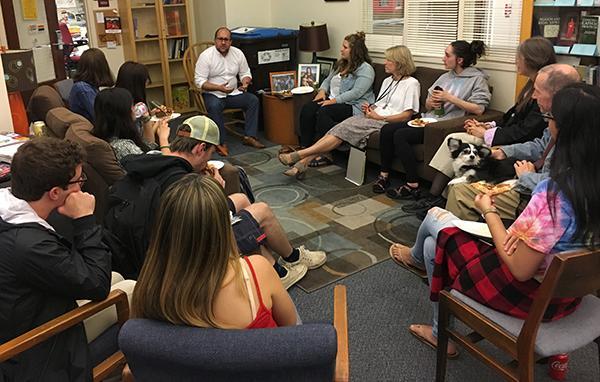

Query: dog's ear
[447,138,462,152]
[478,146,492,158]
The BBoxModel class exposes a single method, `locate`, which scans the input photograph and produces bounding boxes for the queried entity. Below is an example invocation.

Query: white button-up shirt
[194,45,252,98]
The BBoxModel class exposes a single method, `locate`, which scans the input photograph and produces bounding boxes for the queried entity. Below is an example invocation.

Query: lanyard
[375,76,404,109]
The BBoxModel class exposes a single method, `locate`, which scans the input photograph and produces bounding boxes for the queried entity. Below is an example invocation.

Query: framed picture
[316,57,337,81]
[269,71,296,93]
[298,63,320,87]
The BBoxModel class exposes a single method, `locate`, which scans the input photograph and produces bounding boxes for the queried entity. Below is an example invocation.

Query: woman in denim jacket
[295,31,375,169]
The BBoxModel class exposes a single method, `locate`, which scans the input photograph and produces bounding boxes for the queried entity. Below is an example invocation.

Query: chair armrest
[334,284,349,382]
[423,109,505,172]
[0,290,129,362]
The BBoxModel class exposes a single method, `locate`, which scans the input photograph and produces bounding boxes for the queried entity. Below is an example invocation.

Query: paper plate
[407,117,437,128]
[207,160,225,170]
[150,112,181,122]
[291,86,314,95]
[453,220,492,239]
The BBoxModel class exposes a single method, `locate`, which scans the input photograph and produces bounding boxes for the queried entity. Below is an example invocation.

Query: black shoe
[372,175,390,193]
[402,195,446,214]
[386,183,422,200]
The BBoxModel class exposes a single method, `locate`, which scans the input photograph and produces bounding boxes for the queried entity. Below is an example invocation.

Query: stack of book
[0,133,28,163]
[167,38,188,59]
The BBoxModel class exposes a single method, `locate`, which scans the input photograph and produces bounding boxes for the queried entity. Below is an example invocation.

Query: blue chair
[120,285,349,381]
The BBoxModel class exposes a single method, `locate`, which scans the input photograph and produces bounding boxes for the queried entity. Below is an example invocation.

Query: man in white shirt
[195,27,265,156]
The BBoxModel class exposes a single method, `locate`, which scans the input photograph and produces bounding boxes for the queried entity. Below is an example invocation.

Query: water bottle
[433,86,445,117]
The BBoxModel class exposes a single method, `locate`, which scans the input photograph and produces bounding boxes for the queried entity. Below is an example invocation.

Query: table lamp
[298,21,330,63]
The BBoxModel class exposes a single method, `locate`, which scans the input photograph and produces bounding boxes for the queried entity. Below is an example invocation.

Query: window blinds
[363,0,404,52]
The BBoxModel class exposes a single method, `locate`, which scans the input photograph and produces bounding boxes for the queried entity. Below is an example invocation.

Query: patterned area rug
[228,146,422,293]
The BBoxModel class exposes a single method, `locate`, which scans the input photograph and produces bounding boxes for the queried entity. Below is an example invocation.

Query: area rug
[228,146,422,293]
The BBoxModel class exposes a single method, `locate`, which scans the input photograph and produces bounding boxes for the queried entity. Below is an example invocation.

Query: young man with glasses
[0,138,112,381]
[194,26,265,156]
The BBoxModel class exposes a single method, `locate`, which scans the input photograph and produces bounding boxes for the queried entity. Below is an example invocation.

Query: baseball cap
[176,115,220,146]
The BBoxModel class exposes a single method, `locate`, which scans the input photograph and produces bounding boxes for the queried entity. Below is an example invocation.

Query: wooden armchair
[436,249,600,382]
[182,41,245,138]
[0,290,130,381]
[120,285,349,382]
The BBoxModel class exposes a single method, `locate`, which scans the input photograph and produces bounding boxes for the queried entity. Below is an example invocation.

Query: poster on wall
[98,0,110,7]
[104,16,122,34]
[21,0,37,20]
[56,0,77,7]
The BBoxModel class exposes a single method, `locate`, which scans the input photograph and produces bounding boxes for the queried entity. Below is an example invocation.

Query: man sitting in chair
[0,138,112,381]
[194,26,265,156]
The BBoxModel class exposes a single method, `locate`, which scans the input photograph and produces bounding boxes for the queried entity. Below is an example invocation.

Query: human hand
[156,118,170,143]
[219,83,235,94]
[319,98,337,107]
[361,102,371,113]
[474,193,494,213]
[364,107,381,120]
[491,149,506,160]
[313,90,327,102]
[431,89,452,103]
[57,191,95,219]
[503,231,520,255]
[211,168,226,188]
[466,124,486,139]
[514,160,535,178]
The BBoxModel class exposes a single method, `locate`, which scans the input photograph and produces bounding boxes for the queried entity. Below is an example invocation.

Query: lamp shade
[298,22,330,53]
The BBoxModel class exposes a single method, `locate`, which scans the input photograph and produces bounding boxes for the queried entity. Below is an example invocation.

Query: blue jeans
[409,207,457,337]
[203,92,259,144]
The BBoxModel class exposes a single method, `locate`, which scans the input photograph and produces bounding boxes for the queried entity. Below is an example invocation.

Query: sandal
[283,161,308,180]
[388,243,427,279]
[409,324,459,359]
[278,151,301,167]
[372,175,390,194]
[308,155,333,168]
[386,183,422,200]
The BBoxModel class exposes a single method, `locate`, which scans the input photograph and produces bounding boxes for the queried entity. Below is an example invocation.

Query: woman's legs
[393,126,424,185]
[298,101,321,147]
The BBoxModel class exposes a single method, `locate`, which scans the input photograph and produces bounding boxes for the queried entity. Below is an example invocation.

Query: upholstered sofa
[366,64,504,182]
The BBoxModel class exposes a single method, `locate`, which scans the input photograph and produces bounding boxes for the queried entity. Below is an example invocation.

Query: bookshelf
[118,0,193,111]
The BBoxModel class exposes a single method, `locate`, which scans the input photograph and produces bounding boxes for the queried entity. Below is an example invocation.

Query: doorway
[56,0,89,78]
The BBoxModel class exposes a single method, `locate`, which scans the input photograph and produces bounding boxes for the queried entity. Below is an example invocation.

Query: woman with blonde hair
[132,174,297,328]
[279,45,420,179]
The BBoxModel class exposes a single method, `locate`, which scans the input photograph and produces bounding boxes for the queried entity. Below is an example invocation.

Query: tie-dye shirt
[508,179,591,273]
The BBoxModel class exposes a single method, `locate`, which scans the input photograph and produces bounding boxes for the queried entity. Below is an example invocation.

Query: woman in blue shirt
[68,48,114,122]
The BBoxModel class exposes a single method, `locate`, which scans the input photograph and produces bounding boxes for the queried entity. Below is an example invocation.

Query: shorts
[232,209,266,254]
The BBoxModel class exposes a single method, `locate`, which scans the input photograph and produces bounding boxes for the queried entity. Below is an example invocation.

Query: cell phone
[434,86,443,91]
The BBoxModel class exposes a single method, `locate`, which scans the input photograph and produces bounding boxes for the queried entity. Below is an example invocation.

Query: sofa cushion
[45,107,81,138]
[27,85,65,124]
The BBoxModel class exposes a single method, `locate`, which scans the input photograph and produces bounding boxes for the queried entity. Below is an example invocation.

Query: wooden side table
[262,92,314,145]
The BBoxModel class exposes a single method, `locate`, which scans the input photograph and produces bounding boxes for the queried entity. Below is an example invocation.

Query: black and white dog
[447,138,515,185]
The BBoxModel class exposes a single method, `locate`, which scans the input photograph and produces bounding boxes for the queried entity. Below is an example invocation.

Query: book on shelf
[172,86,190,110]
[165,10,182,36]
[578,15,600,44]
[558,11,579,46]
[537,14,561,39]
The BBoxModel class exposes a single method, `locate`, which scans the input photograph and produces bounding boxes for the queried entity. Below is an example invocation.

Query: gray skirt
[326,115,386,149]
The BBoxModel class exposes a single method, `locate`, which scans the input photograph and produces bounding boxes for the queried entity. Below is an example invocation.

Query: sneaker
[279,261,308,290]
[372,175,390,193]
[386,184,422,200]
[280,245,327,270]
[402,196,446,214]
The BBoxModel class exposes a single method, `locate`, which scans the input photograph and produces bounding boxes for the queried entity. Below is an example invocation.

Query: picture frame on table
[269,71,297,93]
[316,57,337,81]
[298,63,320,87]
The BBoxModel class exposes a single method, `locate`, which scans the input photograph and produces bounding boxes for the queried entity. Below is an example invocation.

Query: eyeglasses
[66,173,87,186]
[539,112,554,122]
[215,37,231,42]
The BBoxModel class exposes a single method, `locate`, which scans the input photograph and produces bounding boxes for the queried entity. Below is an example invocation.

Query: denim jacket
[319,61,375,116]
[501,127,552,192]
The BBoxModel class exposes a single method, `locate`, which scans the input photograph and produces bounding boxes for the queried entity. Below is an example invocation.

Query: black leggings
[379,122,424,183]
[298,101,353,147]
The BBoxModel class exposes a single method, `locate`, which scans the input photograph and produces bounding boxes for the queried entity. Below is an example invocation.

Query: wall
[193,0,226,42]
[224,0,271,29]
[12,0,50,48]
[0,4,13,132]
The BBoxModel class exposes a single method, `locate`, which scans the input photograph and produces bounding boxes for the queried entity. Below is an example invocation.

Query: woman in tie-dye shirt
[391,83,600,357]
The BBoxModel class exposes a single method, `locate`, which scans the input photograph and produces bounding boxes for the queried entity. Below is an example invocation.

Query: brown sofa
[366,64,504,182]
[46,107,125,221]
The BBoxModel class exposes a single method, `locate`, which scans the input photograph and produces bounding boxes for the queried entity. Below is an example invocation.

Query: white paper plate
[291,86,314,95]
[207,160,225,170]
[453,220,492,239]
[407,117,438,128]
[150,112,181,122]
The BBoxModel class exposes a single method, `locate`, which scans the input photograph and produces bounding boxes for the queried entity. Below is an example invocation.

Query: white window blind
[362,0,404,52]
[404,0,459,57]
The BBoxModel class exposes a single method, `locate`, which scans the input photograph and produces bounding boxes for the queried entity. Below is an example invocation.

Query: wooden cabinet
[118,0,193,112]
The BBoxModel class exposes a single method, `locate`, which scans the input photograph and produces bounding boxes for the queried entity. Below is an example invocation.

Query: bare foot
[409,324,457,357]
[389,243,425,271]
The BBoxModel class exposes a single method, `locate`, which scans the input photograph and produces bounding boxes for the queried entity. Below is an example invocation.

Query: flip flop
[278,151,301,167]
[409,324,459,359]
[308,155,333,168]
[389,243,428,279]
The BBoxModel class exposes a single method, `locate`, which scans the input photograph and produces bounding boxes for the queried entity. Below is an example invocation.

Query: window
[364,0,522,64]
[362,0,404,52]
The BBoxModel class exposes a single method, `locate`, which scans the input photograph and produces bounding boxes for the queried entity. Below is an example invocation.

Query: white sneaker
[279,261,307,290]
[281,245,327,270]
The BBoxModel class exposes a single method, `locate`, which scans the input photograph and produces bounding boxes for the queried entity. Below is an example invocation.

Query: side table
[262,92,314,145]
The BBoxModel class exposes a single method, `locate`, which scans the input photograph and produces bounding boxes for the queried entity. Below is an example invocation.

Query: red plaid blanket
[430,227,580,321]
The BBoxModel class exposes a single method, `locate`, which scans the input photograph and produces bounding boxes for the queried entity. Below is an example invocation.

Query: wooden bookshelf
[118,0,194,111]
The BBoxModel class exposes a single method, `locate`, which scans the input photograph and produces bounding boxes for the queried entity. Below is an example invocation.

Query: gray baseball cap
[177,115,220,146]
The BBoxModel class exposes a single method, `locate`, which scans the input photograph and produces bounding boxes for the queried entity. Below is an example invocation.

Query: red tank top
[243,257,278,329]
